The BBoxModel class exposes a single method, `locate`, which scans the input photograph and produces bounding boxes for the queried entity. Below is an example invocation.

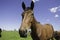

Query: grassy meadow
[0,31,32,40]
[0,31,56,40]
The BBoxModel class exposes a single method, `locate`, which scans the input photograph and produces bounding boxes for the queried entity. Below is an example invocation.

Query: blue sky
[0,0,60,31]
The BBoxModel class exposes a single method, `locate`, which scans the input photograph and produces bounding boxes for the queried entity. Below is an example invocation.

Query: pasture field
[0,31,32,40]
[0,31,56,40]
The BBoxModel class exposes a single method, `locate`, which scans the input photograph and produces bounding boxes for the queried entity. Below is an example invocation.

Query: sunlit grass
[0,31,56,40]
[0,31,32,40]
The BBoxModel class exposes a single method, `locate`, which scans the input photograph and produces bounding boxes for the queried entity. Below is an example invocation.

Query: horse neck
[30,16,40,40]
[31,16,38,32]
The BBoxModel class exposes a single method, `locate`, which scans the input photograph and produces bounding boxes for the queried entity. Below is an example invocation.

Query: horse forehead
[25,10,33,13]
[23,10,33,16]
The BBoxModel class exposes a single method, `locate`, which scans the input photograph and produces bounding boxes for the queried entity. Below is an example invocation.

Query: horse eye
[31,22,32,23]
[21,13,24,16]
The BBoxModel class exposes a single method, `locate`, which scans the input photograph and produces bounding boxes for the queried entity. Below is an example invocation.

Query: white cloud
[49,6,60,13]
[55,14,59,18]
[50,7,58,13]
[32,0,39,2]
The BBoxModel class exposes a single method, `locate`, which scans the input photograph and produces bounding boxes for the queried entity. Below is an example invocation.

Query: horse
[0,28,2,37]
[54,31,60,40]
[19,1,54,40]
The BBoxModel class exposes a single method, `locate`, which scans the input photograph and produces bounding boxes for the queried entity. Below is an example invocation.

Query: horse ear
[22,2,26,10]
[30,1,34,10]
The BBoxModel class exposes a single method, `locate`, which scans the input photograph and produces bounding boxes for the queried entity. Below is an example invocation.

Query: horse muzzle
[19,30,27,38]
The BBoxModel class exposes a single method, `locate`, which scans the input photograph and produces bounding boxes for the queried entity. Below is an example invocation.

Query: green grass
[0,31,56,40]
[0,31,32,40]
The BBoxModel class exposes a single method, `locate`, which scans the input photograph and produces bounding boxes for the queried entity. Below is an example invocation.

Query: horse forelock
[24,7,33,11]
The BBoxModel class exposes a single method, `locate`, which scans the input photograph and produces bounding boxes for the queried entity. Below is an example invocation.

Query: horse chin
[20,34,27,38]
[19,33,27,38]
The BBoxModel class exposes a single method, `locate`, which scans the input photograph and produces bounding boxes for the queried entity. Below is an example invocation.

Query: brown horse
[54,31,60,40]
[19,1,54,40]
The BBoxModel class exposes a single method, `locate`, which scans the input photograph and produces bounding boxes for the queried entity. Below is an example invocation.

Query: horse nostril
[19,30,22,35]
[23,30,27,34]
[19,30,27,35]
[25,30,27,33]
